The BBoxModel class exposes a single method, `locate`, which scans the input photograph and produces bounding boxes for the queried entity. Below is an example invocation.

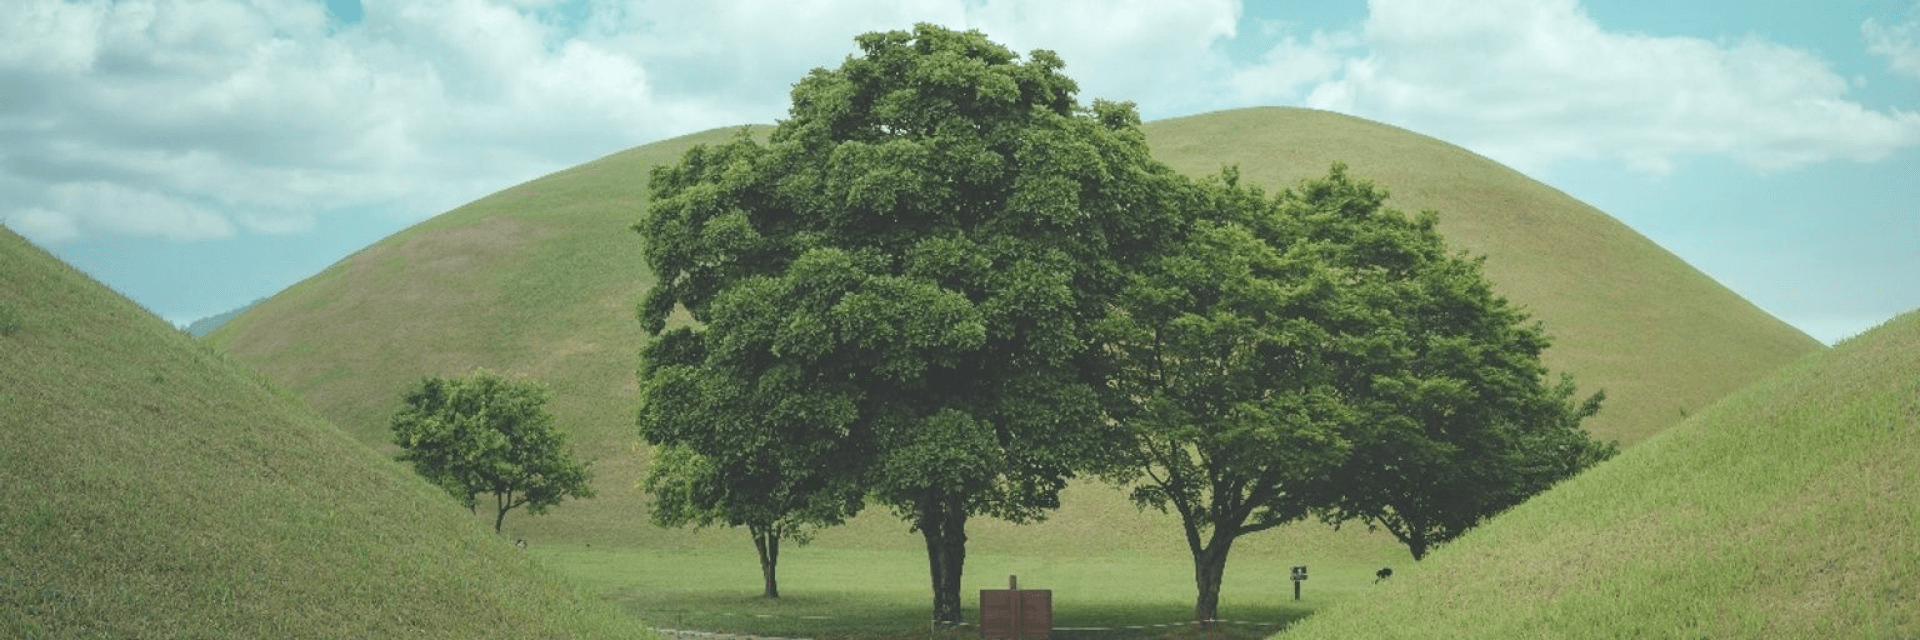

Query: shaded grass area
[0,226,652,638]
[1277,309,1920,639]
[539,545,1384,640]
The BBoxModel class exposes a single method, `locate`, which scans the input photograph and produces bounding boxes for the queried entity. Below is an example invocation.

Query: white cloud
[0,0,747,245]
[6,208,84,245]
[1865,8,1920,80]
[955,0,1241,114]
[18,182,239,242]
[12,0,1913,250]
[1,0,1258,246]
[1225,27,1362,106]
[1295,0,1920,175]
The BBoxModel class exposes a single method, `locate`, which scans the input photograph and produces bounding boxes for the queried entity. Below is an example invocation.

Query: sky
[3,0,1917,345]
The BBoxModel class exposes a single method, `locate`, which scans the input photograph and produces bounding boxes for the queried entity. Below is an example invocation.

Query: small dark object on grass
[515,539,527,551]
[1375,567,1393,583]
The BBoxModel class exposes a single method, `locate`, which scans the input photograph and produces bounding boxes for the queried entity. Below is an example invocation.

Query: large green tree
[390,368,594,533]
[1291,169,1618,561]
[1098,165,1615,622]
[635,24,1188,624]
[1096,168,1363,624]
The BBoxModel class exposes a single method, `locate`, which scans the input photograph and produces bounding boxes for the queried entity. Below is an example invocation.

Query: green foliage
[636,23,1191,623]
[208,105,1819,558]
[1094,167,1358,621]
[1279,165,1617,561]
[1097,164,1615,620]
[640,440,860,598]
[392,368,595,532]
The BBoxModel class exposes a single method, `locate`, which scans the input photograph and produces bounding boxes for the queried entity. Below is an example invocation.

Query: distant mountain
[207,106,1823,550]
[185,297,265,337]
[1281,308,1920,638]
[0,226,651,638]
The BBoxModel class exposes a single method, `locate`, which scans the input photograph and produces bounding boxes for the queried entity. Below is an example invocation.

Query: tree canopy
[1097,164,1617,622]
[390,368,594,533]
[1095,167,1357,623]
[1292,168,1619,560]
[635,23,1191,624]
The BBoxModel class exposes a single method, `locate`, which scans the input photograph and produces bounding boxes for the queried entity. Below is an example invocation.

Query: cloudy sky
[4,0,1917,344]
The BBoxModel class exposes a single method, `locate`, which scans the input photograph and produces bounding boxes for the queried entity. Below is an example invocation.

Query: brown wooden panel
[980,589,1015,639]
[1020,590,1052,638]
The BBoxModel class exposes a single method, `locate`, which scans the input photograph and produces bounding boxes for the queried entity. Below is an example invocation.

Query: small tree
[391,368,594,532]
[639,322,865,600]
[641,443,860,599]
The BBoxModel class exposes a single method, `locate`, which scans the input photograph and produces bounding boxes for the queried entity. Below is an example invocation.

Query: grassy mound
[206,107,1821,553]
[0,225,652,639]
[1276,309,1919,638]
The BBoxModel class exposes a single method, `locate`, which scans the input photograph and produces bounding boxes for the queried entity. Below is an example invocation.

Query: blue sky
[4,0,1917,344]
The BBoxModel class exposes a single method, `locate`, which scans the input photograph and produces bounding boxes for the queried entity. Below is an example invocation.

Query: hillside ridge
[1276,307,1919,637]
[0,224,651,638]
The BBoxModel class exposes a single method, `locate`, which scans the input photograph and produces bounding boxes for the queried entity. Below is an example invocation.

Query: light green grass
[206,107,1820,562]
[538,544,1380,640]
[0,226,653,639]
[1275,309,1920,639]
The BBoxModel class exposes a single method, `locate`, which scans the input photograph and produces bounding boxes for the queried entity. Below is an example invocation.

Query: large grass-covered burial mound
[205,107,1822,551]
[0,225,652,639]
[1278,309,1919,638]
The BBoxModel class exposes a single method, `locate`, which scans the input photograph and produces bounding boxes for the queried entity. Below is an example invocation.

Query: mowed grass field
[1278,310,1920,638]
[0,225,653,639]
[538,545,1347,640]
[533,476,1408,638]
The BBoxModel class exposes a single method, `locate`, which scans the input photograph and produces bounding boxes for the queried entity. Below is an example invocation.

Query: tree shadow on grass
[1051,600,1311,640]
[610,590,1313,640]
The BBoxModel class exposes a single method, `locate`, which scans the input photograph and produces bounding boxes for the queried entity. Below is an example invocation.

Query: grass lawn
[536,544,1388,639]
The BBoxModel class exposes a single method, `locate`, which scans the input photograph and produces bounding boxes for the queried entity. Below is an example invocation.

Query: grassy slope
[206,107,1820,554]
[1277,309,1919,639]
[0,225,653,639]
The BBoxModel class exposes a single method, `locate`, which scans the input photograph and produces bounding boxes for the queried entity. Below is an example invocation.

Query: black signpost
[1290,565,1308,601]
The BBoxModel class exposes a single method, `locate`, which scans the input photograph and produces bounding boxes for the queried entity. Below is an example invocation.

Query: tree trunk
[918,499,969,625]
[493,491,511,533]
[751,523,781,599]
[1190,535,1234,625]
[1408,530,1428,562]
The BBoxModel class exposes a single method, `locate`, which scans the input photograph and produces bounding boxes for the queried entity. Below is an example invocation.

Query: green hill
[0,225,652,638]
[206,106,1822,550]
[1277,308,1919,638]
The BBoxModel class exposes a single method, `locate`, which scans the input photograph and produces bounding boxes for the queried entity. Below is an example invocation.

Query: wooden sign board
[980,576,1051,640]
